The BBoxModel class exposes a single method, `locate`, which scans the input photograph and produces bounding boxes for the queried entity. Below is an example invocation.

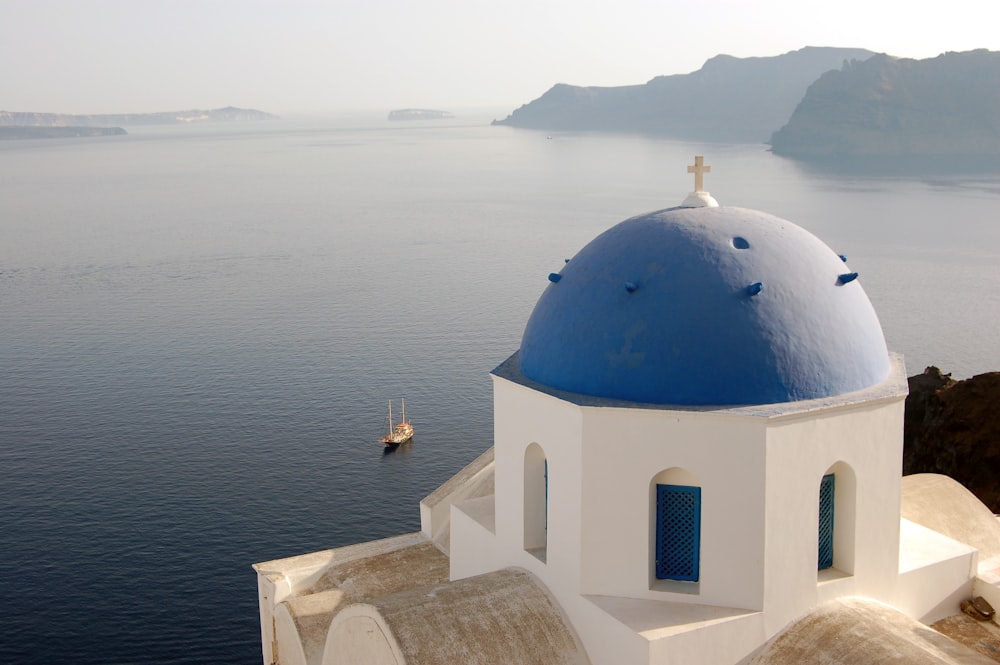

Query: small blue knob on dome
[565,258,571,263]
[839,254,848,263]
[548,273,562,283]
[625,281,638,293]
[747,281,763,296]
[838,272,859,284]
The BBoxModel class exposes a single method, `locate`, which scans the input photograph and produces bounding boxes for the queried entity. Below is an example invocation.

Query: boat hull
[379,400,413,446]
[381,423,414,446]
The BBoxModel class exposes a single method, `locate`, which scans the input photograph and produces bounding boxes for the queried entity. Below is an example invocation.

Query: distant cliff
[0,126,127,140]
[904,367,1000,512]
[492,47,875,142]
[0,106,276,128]
[770,50,1000,160]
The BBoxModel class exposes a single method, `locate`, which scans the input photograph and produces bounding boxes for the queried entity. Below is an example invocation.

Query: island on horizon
[0,106,276,128]
[0,106,276,141]
[388,108,454,121]
[0,126,128,140]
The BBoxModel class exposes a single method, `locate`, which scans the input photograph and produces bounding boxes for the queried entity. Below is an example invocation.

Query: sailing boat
[380,399,414,446]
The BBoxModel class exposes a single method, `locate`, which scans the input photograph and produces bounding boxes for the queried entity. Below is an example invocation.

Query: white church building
[254,159,1000,665]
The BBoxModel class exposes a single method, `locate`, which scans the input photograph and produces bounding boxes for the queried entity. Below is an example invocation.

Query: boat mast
[387,400,393,435]
[401,398,406,424]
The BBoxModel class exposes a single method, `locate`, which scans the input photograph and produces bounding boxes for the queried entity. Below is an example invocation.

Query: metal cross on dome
[687,155,711,193]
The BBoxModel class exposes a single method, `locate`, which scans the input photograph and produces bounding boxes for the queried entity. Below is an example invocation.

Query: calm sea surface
[2,113,998,664]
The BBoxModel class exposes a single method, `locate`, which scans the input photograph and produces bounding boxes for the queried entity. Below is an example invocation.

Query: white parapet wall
[419,446,494,550]
[896,519,978,623]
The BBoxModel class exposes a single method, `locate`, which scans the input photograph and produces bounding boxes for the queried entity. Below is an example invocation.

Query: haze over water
[2,116,998,664]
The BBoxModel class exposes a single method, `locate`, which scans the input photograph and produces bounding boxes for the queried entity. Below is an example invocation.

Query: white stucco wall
[579,406,768,609]
[451,356,911,665]
[762,394,906,632]
[895,519,977,623]
[256,338,1000,665]
[489,380,585,600]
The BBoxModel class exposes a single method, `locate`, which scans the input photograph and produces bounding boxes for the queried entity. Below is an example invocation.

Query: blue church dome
[518,206,890,406]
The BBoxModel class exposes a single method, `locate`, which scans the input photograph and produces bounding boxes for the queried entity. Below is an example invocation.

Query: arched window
[651,468,702,584]
[818,474,835,570]
[524,443,548,561]
[818,462,856,576]
[656,485,701,581]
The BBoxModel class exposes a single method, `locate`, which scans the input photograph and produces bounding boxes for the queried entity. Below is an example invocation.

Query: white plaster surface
[255,333,999,665]
[323,605,403,665]
[420,446,494,547]
[901,474,1000,561]
[896,519,977,622]
[681,191,719,207]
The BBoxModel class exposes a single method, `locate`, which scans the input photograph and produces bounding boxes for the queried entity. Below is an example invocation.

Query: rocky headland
[495,48,1000,168]
[904,366,1000,512]
[769,50,1000,161]
[492,47,875,142]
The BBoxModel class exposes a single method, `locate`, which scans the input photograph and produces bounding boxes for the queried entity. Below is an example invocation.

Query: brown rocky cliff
[904,367,1000,512]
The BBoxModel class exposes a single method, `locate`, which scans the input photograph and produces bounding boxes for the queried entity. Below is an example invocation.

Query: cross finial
[687,155,711,193]
[679,155,719,207]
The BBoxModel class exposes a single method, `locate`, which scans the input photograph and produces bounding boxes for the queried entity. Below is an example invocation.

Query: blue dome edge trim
[496,352,908,415]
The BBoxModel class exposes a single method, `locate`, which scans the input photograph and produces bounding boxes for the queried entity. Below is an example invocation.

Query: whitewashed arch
[524,442,548,561]
[819,460,857,577]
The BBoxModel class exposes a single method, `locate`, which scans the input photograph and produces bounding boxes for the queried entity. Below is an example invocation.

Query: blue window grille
[655,484,701,582]
[544,459,548,530]
[818,474,835,570]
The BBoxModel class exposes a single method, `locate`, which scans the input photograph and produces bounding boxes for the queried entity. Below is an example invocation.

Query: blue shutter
[655,484,701,582]
[818,474,835,570]
[544,459,548,531]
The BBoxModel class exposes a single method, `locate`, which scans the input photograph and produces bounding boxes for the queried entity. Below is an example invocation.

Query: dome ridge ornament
[689,155,711,192]
[681,155,719,208]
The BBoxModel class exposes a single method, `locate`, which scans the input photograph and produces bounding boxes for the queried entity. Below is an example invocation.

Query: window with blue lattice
[818,474,835,570]
[655,484,701,582]
[544,459,548,530]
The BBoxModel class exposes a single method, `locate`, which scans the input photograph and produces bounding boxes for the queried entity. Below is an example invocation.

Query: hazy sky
[3,0,999,115]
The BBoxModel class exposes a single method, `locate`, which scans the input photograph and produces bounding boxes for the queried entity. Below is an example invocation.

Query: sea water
[1,114,998,664]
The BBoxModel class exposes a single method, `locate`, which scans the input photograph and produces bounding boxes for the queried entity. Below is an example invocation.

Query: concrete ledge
[585,594,759,640]
[974,555,1000,618]
[455,494,496,534]
[420,446,495,548]
[897,519,977,622]
[255,532,431,595]
[585,595,764,665]
[450,495,499,581]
